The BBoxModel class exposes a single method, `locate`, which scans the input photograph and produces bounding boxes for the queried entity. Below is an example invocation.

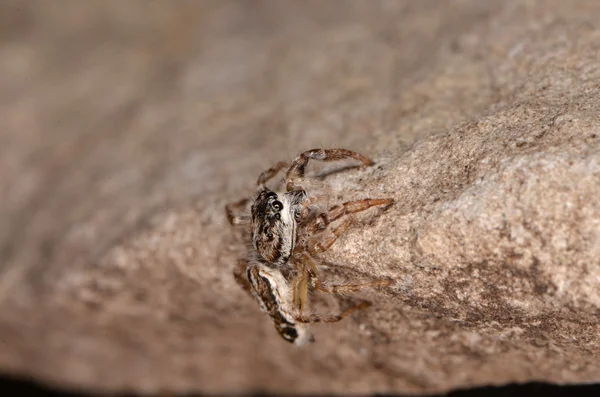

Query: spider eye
[273,213,281,220]
[294,209,302,222]
[272,200,283,211]
[263,225,273,239]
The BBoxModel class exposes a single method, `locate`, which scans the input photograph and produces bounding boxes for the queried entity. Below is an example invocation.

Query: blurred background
[1,0,497,306]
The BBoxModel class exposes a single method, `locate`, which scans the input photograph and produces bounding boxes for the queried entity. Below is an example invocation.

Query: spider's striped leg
[291,253,319,313]
[292,252,391,311]
[257,161,288,187]
[308,198,394,235]
[295,300,372,324]
[312,276,392,295]
[286,148,374,191]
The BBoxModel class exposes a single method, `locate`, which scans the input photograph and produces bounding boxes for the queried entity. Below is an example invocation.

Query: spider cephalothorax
[226,148,393,345]
[251,188,306,265]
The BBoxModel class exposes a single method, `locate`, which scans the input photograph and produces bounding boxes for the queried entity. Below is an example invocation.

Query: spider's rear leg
[295,300,372,324]
[292,252,391,313]
[291,254,320,312]
[257,161,288,187]
[313,277,393,295]
[308,198,394,236]
[292,271,310,313]
[293,268,391,321]
[286,148,375,191]
[301,259,391,319]
[306,243,392,295]
[225,197,251,226]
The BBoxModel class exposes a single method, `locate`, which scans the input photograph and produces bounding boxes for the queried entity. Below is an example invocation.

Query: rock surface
[0,0,599,395]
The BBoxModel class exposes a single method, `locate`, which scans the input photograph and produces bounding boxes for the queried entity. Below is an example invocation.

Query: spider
[226,149,394,345]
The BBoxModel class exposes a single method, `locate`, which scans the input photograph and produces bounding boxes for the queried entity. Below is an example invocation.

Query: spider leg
[308,217,353,255]
[295,300,372,324]
[291,254,319,312]
[257,161,288,187]
[312,277,393,295]
[296,193,331,221]
[291,270,310,312]
[308,197,394,235]
[225,197,251,226]
[293,252,391,305]
[298,246,392,295]
[286,148,374,191]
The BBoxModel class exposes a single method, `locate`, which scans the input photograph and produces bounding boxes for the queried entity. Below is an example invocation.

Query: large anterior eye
[272,200,283,211]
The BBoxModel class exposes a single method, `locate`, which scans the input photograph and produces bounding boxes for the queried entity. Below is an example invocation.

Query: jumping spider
[226,149,393,345]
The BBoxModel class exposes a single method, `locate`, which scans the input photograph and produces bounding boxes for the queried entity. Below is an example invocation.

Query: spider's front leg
[226,160,289,226]
[225,197,251,226]
[286,148,375,191]
[257,161,288,187]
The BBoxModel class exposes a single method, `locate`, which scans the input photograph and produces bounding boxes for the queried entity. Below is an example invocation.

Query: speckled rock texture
[1,0,599,395]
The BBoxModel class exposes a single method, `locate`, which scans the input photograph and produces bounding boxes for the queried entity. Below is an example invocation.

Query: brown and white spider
[226,149,393,345]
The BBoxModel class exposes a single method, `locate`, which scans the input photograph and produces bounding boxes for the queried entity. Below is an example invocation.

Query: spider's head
[251,188,304,265]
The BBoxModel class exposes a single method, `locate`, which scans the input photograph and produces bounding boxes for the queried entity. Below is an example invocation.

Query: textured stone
[0,0,598,395]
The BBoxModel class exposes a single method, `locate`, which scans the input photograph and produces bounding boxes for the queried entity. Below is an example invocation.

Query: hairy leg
[306,198,394,255]
[295,300,372,324]
[308,228,393,294]
[293,252,391,310]
[312,277,393,295]
[291,270,310,312]
[225,197,251,226]
[291,254,320,312]
[304,245,393,294]
[286,148,374,191]
[308,217,354,255]
[226,160,290,225]
[308,198,394,234]
[257,161,288,187]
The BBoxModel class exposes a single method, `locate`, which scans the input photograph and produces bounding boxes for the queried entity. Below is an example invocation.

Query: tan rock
[0,0,598,395]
